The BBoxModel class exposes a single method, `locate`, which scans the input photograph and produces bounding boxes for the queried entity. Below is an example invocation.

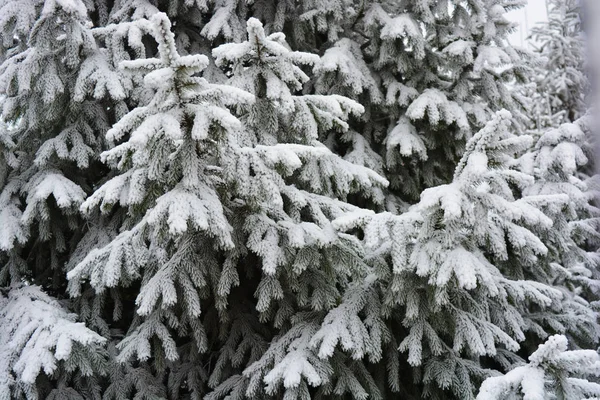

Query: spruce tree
[336,109,599,398]
[520,115,600,341]
[0,0,124,397]
[528,0,588,130]
[66,13,386,400]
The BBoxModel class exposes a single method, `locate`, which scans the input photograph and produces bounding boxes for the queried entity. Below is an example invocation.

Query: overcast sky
[506,0,549,47]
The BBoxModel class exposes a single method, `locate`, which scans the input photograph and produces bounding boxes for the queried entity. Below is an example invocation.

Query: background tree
[528,0,588,130]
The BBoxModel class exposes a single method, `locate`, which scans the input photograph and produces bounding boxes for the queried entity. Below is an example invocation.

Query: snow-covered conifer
[0,0,124,285]
[309,1,536,204]
[477,334,600,400]
[529,0,588,129]
[0,285,107,400]
[335,110,598,398]
[517,115,600,348]
[67,14,386,398]
[0,0,123,396]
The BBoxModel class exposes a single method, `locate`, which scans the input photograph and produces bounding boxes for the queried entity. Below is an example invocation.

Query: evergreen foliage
[477,334,600,400]
[0,0,597,399]
[528,0,588,130]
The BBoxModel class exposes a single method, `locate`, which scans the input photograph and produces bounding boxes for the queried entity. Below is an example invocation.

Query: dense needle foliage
[0,1,598,399]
